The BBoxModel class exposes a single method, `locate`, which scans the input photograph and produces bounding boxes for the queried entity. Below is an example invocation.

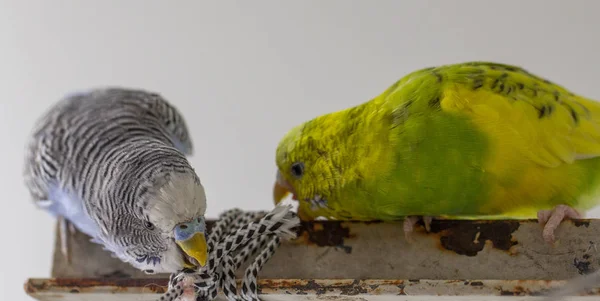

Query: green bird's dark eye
[291,162,304,178]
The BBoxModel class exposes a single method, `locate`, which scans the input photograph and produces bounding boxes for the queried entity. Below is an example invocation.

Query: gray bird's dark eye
[144,221,155,230]
[291,162,304,178]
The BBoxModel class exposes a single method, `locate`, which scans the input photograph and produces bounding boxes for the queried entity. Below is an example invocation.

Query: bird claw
[537,205,582,244]
[308,195,328,211]
[423,216,433,232]
[403,216,433,243]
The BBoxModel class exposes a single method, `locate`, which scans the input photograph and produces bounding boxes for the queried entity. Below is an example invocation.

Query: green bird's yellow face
[273,118,345,210]
[272,100,392,218]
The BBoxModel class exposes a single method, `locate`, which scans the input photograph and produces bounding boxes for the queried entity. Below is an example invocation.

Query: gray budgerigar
[24,88,208,273]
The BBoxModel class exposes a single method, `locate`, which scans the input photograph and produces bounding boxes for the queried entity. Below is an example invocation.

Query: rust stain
[24,281,40,295]
[260,279,371,296]
[26,278,600,297]
[317,297,369,301]
[313,223,325,231]
[445,280,464,284]
[500,290,517,296]
[573,258,592,275]
[376,280,406,286]
[426,220,520,256]
[297,221,354,252]
[261,279,326,295]
[573,220,591,228]
[304,280,327,295]
[396,284,406,295]
[497,280,563,296]
[25,278,169,295]
[338,280,368,296]
[362,220,384,225]
[500,286,544,296]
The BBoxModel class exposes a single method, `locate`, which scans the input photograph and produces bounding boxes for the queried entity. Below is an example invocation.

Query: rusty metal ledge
[48,219,600,280]
[24,218,600,300]
[24,278,600,300]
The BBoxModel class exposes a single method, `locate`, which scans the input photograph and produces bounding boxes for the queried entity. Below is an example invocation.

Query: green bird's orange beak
[273,170,293,205]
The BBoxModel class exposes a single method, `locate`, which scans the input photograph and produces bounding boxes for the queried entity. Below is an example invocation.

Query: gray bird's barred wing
[22,87,194,217]
[94,88,194,155]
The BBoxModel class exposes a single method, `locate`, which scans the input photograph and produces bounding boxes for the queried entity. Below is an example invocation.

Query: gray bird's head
[96,171,208,274]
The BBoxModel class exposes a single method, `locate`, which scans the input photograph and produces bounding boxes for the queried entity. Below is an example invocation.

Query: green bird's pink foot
[537,205,582,244]
[403,216,433,242]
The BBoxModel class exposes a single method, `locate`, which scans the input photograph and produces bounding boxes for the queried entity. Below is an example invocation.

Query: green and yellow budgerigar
[273,61,600,243]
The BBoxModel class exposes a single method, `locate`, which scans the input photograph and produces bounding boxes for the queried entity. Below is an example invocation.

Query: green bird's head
[272,98,397,216]
[273,114,351,210]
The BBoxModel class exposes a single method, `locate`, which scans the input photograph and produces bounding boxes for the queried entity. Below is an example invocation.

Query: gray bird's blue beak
[174,217,208,267]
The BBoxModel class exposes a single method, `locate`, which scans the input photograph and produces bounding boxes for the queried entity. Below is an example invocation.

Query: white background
[1,1,599,300]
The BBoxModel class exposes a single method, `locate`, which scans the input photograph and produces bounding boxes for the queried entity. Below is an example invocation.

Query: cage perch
[25,213,600,300]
